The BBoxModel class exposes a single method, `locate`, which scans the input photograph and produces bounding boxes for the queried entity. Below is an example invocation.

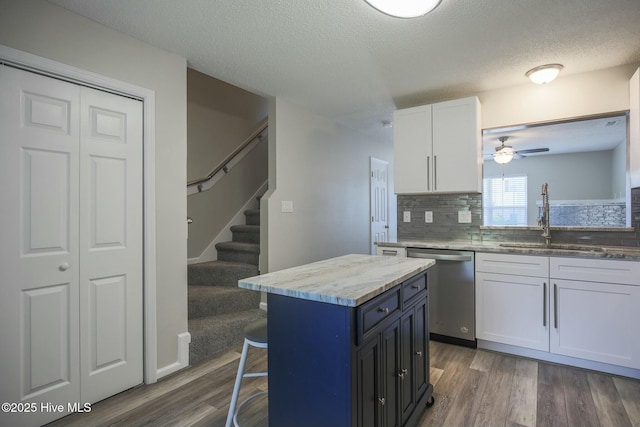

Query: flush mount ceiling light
[364,0,442,18]
[526,64,564,84]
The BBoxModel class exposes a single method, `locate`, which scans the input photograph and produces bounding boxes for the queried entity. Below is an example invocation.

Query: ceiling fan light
[493,147,514,164]
[364,0,442,18]
[526,64,564,84]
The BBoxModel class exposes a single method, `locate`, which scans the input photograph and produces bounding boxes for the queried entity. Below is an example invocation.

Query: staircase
[188,204,266,366]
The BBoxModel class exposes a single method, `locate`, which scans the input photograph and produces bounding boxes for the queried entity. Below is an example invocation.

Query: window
[483,175,527,226]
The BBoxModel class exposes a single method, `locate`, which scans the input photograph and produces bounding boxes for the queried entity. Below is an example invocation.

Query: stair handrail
[187,119,268,191]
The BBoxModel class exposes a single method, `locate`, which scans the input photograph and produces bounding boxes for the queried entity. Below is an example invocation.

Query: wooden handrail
[187,119,268,188]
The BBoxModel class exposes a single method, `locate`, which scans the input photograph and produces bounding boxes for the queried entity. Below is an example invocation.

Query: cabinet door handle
[378,397,385,406]
[543,282,547,327]
[411,284,421,290]
[427,156,431,191]
[416,351,423,357]
[378,307,390,314]
[398,368,408,379]
[554,283,558,329]
[434,155,437,191]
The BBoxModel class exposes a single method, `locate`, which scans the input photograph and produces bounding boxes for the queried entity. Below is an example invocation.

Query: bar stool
[225,318,268,427]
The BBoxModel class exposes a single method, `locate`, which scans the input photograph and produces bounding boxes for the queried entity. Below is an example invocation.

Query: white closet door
[0,65,81,427]
[0,65,143,426]
[79,87,143,403]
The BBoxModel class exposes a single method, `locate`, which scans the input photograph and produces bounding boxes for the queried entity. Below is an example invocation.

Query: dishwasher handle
[407,250,472,262]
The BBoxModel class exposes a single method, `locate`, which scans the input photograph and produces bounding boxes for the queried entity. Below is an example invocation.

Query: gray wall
[263,97,396,273]
[186,69,268,259]
[0,0,187,370]
[484,150,616,225]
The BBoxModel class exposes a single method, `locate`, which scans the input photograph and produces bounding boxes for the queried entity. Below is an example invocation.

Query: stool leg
[225,339,250,427]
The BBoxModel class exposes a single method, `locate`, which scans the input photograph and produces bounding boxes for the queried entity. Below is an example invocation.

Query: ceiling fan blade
[512,152,525,159]
[517,147,549,154]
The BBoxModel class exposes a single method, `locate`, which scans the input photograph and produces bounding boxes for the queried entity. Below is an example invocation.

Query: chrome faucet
[538,182,551,247]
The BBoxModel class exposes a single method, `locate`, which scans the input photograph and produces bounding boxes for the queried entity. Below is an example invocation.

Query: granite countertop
[238,254,435,307]
[376,240,640,260]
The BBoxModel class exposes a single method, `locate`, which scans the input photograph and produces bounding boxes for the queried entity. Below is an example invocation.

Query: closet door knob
[59,262,71,271]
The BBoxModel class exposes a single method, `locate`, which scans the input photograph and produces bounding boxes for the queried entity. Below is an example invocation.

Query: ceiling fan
[492,136,549,164]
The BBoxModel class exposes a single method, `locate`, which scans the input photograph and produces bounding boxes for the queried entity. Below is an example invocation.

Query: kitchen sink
[499,242,605,252]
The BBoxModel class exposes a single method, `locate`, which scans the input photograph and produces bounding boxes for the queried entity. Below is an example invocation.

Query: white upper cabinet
[393,96,481,194]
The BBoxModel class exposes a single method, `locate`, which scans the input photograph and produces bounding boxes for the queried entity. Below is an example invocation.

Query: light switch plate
[403,211,411,222]
[281,200,294,213]
[424,211,433,223]
[458,210,472,223]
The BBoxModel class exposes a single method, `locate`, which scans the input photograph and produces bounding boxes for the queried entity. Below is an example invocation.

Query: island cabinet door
[357,319,401,427]
[412,298,430,402]
[400,309,416,424]
[357,336,382,427]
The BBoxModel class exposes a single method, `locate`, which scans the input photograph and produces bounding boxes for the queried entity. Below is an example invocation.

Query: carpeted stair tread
[230,224,260,244]
[188,260,258,287]
[244,209,260,226]
[216,241,260,265]
[189,309,267,365]
[188,285,260,319]
[230,224,260,233]
[215,241,260,253]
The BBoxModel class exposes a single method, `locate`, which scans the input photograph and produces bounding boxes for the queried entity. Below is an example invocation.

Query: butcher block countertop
[238,253,435,307]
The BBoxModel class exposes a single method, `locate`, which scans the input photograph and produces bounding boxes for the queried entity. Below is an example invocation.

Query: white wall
[478,64,638,130]
[263,97,395,272]
[0,0,188,370]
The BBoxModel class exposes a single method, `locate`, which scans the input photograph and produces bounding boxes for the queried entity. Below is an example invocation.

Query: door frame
[0,44,159,384]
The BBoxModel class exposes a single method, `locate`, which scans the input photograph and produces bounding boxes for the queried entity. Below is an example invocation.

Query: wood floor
[48,340,640,427]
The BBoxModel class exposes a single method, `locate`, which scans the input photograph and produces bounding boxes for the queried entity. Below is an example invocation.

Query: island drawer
[358,287,401,339]
[402,273,427,305]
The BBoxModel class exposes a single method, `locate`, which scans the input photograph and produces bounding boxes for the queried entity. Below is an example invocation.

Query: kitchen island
[239,254,436,427]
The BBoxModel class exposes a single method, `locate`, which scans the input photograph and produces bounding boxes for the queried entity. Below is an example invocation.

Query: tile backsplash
[397,188,640,248]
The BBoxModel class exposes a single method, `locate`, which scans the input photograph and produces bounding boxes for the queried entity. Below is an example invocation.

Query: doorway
[370,157,390,254]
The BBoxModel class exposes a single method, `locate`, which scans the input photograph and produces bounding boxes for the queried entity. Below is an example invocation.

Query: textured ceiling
[49,0,640,134]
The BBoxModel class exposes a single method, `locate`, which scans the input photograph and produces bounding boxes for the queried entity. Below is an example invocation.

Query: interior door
[0,65,143,426]
[79,86,143,403]
[0,63,82,427]
[370,157,389,255]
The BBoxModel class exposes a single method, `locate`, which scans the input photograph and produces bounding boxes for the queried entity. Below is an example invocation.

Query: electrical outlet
[458,210,472,223]
[424,211,433,223]
[403,211,411,222]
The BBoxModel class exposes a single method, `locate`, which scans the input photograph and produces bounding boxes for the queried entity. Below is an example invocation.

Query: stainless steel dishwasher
[407,248,476,348]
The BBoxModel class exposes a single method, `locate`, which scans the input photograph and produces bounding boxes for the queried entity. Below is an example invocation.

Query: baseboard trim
[156,332,191,379]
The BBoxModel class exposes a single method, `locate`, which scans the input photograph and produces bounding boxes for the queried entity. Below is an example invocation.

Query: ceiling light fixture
[493,146,514,164]
[526,64,564,84]
[364,0,442,18]
[493,136,514,164]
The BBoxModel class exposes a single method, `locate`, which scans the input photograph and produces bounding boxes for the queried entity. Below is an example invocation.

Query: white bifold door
[0,65,143,427]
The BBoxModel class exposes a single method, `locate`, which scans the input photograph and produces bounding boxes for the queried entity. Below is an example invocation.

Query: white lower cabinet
[476,253,640,370]
[476,272,548,351]
[549,258,640,369]
[476,253,549,351]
